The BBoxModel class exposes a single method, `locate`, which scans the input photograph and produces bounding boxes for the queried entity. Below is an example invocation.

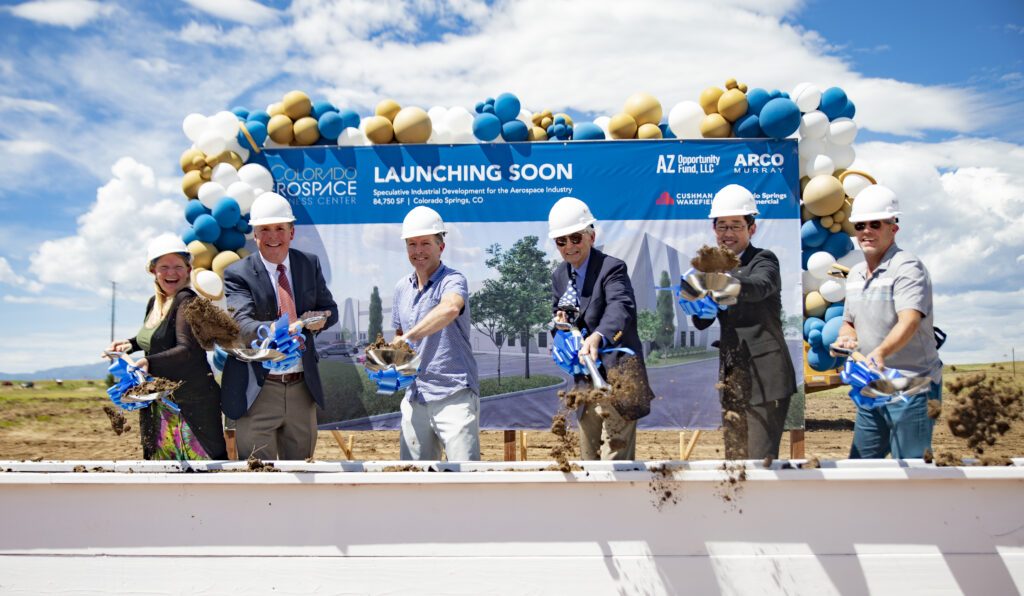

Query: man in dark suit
[548,196,654,460]
[222,193,338,460]
[687,184,796,459]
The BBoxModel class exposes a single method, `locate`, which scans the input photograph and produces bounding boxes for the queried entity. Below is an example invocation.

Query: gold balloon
[393,106,432,144]
[800,176,810,193]
[281,90,311,121]
[699,113,731,138]
[200,166,212,181]
[267,103,283,117]
[236,247,251,259]
[820,215,834,228]
[637,123,663,139]
[226,151,243,170]
[206,150,242,169]
[375,99,402,122]
[187,241,218,270]
[212,250,241,277]
[805,291,828,318]
[829,223,842,233]
[180,148,205,173]
[540,116,553,129]
[191,268,223,301]
[623,92,663,127]
[699,86,725,114]
[608,113,638,139]
[717,89,748,122]
[803,175,846,217]
[293,116,320,146]
[738,83,748,93]
[267,114,295,144]
[364,115,395,144]
[553,112,574,126]
[841,219,857,236]
[724,78,738,90]
[527,126,548,141]
[182,170,204,198]
[801,204,813,223]
[832,209,846,223]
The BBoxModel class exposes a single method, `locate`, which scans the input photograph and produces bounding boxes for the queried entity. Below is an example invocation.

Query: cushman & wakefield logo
[734,153,785,174]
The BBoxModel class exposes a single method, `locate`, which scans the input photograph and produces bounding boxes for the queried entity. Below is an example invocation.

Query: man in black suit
[548,197,654,460]
[222,193,338,460]
[687,184,796,459]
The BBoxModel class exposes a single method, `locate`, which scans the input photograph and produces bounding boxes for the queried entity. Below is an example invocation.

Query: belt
[265,371,304,384]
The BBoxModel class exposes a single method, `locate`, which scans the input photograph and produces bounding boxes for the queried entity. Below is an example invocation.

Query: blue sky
[0,0,1021,372]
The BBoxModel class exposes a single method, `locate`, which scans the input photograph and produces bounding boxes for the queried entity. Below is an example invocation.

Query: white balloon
[517,108,533,128]
[427,105,448,123]
[798,137,825,160]
[842,172,873,198]
[827,117,858,145]
[211,110,240,140]
[226,181,256,215]
[225,137,250,163]
[337,128,366,146]
[196,130,227,157]
[818,279,846,302]
[443,106,474,136]
[802,270,823,294]
[182,113,208,142]
[238,163,274,194]
[807,251,837,280]
[593,116,611,137]
[668,101,704,139]
[197,182,226,209]
[806,153,836,178]
[799,110,829,139]
[825,142,856,170]
[792,82,822,113]
[195,269,224,299]
[263,137,286,149]
[211,163,239,188]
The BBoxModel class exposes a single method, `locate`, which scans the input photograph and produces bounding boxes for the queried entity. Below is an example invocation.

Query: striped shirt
[392,263,479,403]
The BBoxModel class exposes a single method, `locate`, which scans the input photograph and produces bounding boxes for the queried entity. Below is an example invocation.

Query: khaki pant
[235,378,317,460]
[577,400,637,461]
[399,387,480,461]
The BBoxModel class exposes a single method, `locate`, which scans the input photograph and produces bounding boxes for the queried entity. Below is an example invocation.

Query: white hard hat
[708,184,759,219]
[401,206,446,239]
[147,234,191,265]
[547,196,596,239]
[248,192,295,227]
[849,184,901,223]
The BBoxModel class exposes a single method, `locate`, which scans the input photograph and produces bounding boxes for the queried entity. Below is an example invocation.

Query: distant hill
[0,362,110,381]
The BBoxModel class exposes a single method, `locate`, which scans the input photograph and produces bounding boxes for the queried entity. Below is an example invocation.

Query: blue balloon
[801,219,829,248]
[317,111,345,140]
[807,347,838,371]
[500,120,528,142]
[472,113,502,141]
[336,108,360,130]
[554,116,566,126]
[235,218,252,233]
[182,228,197,245]
[474,101,485,114]
[484,97,495,105]
[759,98,801,139]
[311,100,338,119]
[231,106,249,119]
[803,317,825,340]
[193,214,221,243]
[659,123,676,139]
[573,122,606,140]
[839,99,856,119]
[185,199,210,225]
[552,123,567,138]
[821,316,844,347]
[808,329,824,350]
[246,110,271,125]
[780,92,790,99]
[494,92,521,124]
[823,231,853,258]
[769,89,782,99]
[212,197,241,228]
[745,88,771,116]
[238,120,267,150]
[546,125,555,136]
[820,87,849,120]
[824,302,845,322]
[733,113,764,138]
[216,228,246,252]
[481,104,495,115]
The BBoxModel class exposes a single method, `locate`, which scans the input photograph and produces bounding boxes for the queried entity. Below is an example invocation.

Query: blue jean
[849,382,941,459]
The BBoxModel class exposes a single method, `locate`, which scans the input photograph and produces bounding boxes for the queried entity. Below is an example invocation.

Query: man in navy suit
[222,193,338,460]
[548,197,654,460]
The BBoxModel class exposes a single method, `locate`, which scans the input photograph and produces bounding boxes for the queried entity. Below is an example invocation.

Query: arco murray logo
[655,191,674,205]
[733,153,785,174]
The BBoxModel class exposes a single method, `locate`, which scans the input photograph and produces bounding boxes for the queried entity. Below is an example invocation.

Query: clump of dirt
[714,462,747,512]
[923,448,934,464]
[692,245,740,273]
[72,465,87,473]
[717,349,751,459]
[977,454,1012,466]
[125,377,182,399]
[800,456,821,469]
[381,465,422,472]
[648,464,681,510]
[548,410,576,472]
[762,456,774,468]
[102,405,131,436]
[927,399,942,420]
[945,372,1023,455]
[934,452,961,467]
[246,456,278,472]
[183,296,240,350]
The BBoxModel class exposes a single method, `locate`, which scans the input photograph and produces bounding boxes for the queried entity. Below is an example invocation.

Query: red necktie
[276,263,298,323]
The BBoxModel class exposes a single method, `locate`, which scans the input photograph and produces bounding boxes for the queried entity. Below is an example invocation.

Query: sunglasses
[853,221,888,232]
[554,232,586,247]
[714,223,748,233]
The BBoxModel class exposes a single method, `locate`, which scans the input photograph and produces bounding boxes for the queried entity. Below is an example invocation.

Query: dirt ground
[1,363,1021,462]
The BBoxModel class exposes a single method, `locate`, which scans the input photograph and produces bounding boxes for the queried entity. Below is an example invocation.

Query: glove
[679,295,721,319]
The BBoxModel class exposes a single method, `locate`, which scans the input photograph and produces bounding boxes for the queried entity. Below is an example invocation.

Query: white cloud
[28,157,184,300]
[3,295,94,310]
[0,96,61,114]
[0,326,113,373]
[0,257,43,293]
[181,0,280,26]
[7,0,114,28]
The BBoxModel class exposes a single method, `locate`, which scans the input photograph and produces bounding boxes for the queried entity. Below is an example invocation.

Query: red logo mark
[655,191,674,206]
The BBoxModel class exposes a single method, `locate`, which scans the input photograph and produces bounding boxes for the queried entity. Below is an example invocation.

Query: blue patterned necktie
[558,266,579,310]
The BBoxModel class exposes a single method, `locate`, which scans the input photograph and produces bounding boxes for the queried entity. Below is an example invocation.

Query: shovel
[552,310,609,391]
[109,352,173,404]
[832,346,932,401]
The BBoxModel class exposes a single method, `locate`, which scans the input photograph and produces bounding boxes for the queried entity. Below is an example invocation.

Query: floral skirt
[140,400,211,461]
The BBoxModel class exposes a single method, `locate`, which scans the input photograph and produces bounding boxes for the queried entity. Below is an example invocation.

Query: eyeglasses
[714,224,748,233]
[554,233,585,247]
[853,221,888,232]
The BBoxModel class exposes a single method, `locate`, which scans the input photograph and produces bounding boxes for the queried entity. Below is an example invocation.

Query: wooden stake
[330,430,354,460]
[225,429,237,461]
[682,430,702,461]
[678,431,685,460]
[503,430,517,461]
[518,431,528,461]
[789,429,805,459]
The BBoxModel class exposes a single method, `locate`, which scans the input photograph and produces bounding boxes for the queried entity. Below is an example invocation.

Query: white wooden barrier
[1,459,1022,595]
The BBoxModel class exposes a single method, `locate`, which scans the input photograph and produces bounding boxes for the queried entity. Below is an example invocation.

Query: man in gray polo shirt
[391,206,480,461]
[832,185,942,459]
